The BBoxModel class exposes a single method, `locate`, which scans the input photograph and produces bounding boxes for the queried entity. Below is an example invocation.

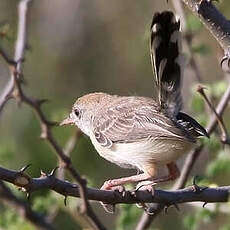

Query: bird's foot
[135,181,157,195]
[100,182,126,214]
[134,181,156,210]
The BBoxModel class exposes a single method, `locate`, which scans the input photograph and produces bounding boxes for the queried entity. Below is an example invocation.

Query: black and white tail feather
[150,11,208,138]
[150,11,183,117]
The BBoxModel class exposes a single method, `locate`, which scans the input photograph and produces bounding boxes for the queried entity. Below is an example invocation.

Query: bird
[60,11,208,201]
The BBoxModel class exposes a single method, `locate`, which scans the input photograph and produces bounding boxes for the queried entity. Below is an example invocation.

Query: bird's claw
[192,176,208,193]
[100,202,116,214]
[100,184,126,213]
[134,181,156,211]
[135,181,157,196]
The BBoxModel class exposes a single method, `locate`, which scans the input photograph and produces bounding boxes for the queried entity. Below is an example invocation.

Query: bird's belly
[91,135,195,171]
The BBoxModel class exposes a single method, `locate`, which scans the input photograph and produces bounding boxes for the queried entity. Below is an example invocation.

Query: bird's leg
[153,162,180,183]
[100,163,179,213]
[101,172,155,190]
[135,162,180,211]
[136,162,180,193]
[100,171,156,213]
[101,162,179,191]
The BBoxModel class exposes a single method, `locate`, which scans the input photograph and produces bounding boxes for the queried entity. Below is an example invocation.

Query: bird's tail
[150,11,184,117]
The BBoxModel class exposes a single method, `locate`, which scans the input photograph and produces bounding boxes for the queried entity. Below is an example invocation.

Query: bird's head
[60,92,113,136]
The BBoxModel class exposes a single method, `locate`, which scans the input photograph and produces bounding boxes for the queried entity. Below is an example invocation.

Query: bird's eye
[74,108,80,117]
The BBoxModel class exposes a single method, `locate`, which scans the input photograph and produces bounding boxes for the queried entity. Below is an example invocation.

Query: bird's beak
[59,117,74,126]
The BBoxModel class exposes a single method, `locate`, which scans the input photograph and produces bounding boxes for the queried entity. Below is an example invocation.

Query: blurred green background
[1,0,230,229]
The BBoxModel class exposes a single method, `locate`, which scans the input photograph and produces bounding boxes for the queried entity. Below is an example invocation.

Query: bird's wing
[93,97,192,148]
[150,11,184,117]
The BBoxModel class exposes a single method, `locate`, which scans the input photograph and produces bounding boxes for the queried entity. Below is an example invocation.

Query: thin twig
[57,129,82,180]
[197,85,230,144]
[0,0,30,114]
[19,92,106,230]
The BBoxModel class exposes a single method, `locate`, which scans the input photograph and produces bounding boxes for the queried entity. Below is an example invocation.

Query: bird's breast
[90,134,195,171]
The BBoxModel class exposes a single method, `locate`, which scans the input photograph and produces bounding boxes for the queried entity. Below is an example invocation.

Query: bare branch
[57,130,82,180]
[0,166,229,206]
[181,0,230,71]
[197,85,230,144]
[0,1,106,229]
[0,0,31,114]
[182,0,230,54]
[10,83,106,230]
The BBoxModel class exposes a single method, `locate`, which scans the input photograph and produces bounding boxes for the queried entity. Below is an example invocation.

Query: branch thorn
[164,205,169,214]
[20,164,31,173]
[49,166,59,177]
[64,196,68,206]
[144,206,155,215]
[192,176,201,192]
[26,192,31,201]
[40,170,46,177]
[203,202,208,208]
[36,98,49,107]
[164,203,180,214]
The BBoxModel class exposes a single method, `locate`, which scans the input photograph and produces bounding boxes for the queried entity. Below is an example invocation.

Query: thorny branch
[182,0,230,54]
[0,1,105,230]
[0,165,229,206]
[182,0,230,70]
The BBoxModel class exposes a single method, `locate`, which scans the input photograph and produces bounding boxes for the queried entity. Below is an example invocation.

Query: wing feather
[93,97,193,147]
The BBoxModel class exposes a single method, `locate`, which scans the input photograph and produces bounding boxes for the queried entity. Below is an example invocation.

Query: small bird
[60,11,208,195]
